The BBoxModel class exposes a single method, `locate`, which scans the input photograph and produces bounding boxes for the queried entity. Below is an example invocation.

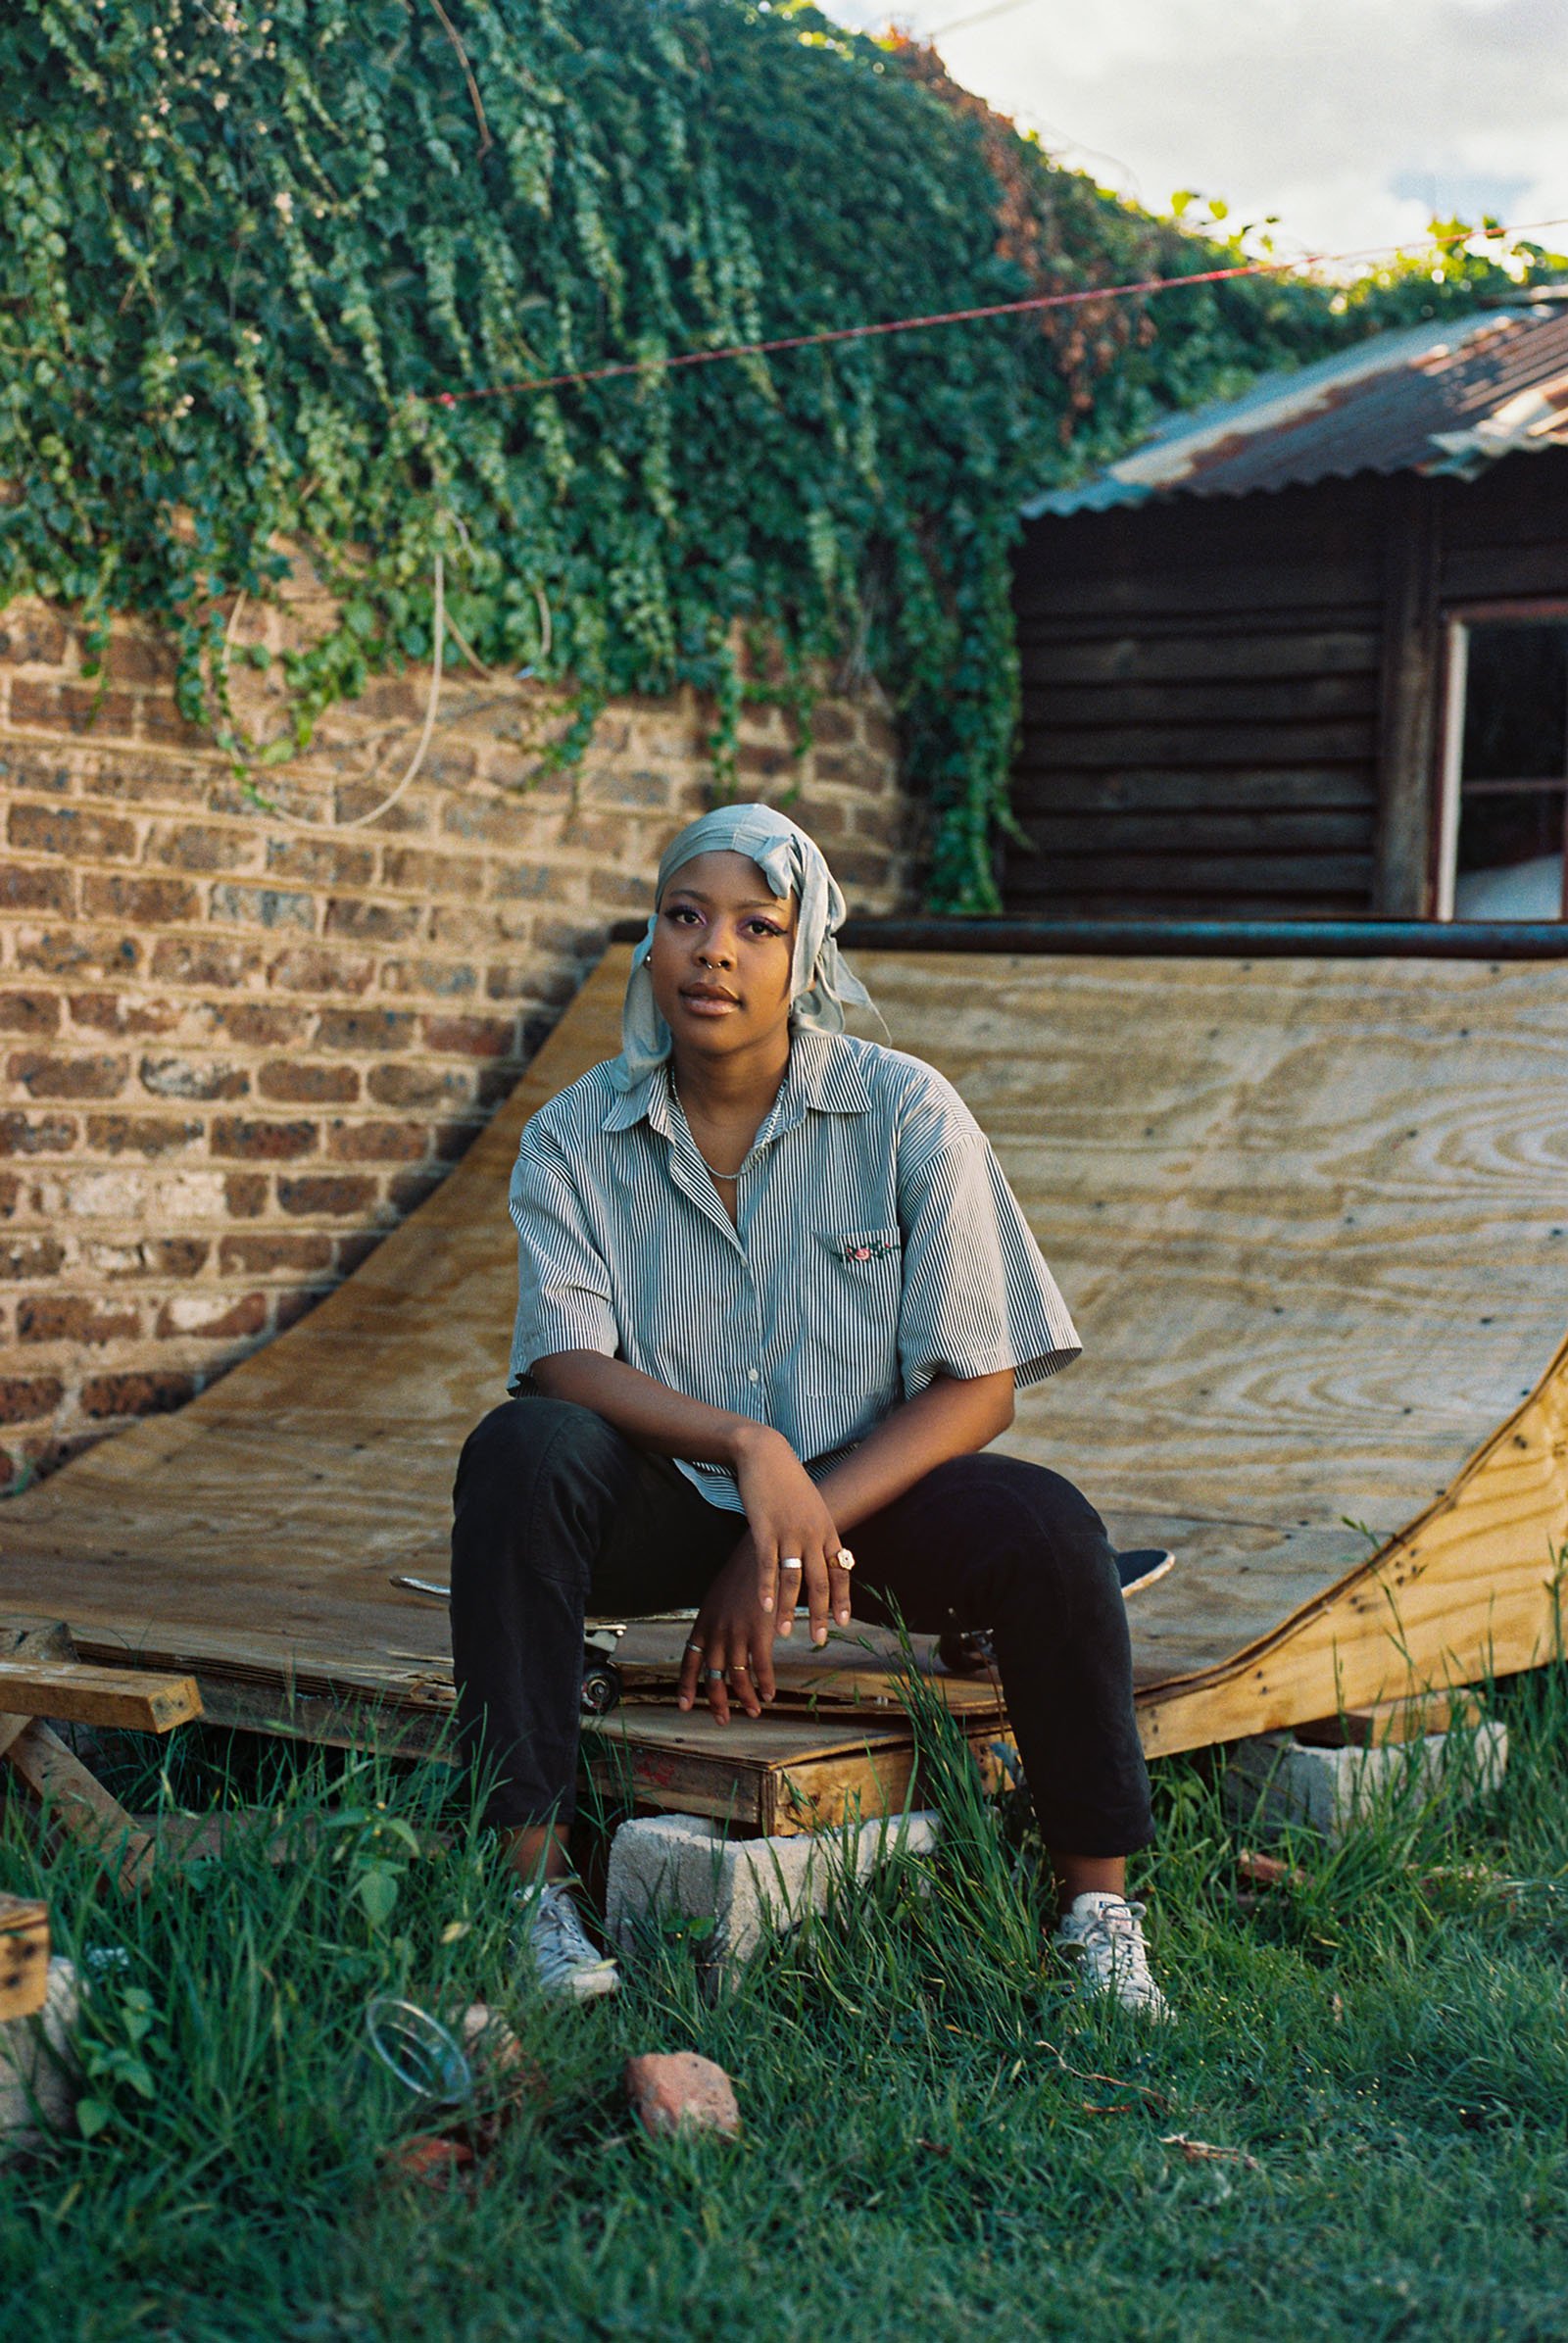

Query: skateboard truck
[387,1576,626,1716]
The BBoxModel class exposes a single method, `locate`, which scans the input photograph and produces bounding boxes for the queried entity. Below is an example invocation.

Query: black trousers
[449,1397,1154,1856]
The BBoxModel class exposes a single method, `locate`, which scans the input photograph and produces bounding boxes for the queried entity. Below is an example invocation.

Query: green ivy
[2,1,1562,907]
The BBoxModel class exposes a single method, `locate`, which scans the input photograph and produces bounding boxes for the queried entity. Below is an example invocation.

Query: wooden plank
[1004,850,1375,896]
[4,1722,155,1892]
[1013,630,1381,684]
[1014,812,1372,855]
[0,1619,74,1766]
[0,1659,201,1734]
[1007,767,1377,814]
[1016,720,1374,768]
[1015,562,1380,622]
[1020,677,1380,726]
[1374,473,1443,916]
[0,1894,49,2025]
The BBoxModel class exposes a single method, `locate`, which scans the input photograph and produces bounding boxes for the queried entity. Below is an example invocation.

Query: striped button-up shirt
[508,1029,1080,1511]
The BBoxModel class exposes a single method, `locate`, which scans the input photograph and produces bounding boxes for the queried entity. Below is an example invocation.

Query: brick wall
[0,594,915,1489]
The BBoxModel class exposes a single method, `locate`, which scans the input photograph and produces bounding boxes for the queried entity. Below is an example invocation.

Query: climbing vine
[3,1,1562,906]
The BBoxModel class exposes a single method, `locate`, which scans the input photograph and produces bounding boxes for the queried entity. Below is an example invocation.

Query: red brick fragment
[625,2053,741,2140]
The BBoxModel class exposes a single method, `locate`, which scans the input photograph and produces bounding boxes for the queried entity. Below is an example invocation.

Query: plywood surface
[2,947,1566,1756]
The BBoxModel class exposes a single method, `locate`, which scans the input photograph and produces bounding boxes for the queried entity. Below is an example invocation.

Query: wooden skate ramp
[2,939,1567,1764]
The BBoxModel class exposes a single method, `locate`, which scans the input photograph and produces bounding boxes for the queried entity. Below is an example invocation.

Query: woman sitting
[451,804,1166,2017]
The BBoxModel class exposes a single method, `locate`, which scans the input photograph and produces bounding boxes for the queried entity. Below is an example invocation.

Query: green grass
[3,1664,1568,2343]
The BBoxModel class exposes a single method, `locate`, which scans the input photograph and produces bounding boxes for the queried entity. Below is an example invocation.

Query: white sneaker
[514,1880,620,2001]
[1054,1891,1171,2020]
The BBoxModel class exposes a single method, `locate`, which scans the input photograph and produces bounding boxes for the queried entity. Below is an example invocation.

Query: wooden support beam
[4,1722,155,1893]
[1,1619,76,1765]
[1294,1688,1483,1748]
[0,1659,201,1735]
[0,1894,49,2024]
[1373,473,1444,914]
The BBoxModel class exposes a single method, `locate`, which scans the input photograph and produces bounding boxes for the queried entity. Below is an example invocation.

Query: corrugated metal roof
[1024,304,1568,517]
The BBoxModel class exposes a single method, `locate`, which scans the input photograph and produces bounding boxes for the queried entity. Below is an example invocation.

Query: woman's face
[648,850,796,1065]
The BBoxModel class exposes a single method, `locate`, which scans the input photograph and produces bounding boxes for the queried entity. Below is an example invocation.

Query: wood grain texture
[4,1722,155,1892]
[0,1660,201,1734]
[1,948,1565,1768]
[0,1893,49,2025]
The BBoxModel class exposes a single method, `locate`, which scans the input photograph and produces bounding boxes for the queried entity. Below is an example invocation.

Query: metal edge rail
[609,916,1568,959]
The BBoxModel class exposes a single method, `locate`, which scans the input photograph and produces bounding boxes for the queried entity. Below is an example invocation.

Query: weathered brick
[316,1008,416,1052]
[144,821,262,874]
[0,1376,65,1425]
[0,862,74,914]
[326,1118,427,1163]
[267,945,374,996]
[266,837,375,888]
[276,1173,376,1217]
[377,957,477,998]
[211,1114,319,1161]
[209,882,315,932]
[0,606,70,665]
[273,1286,329,1333]
[140,1052,249,1102]
[17,1294,140,1344]
[323,897,422,943]
[0,990,60,1036]
[585,768,676,811]
[209,1003,311,1047]
[80,1370,195,1419]
[335,1231,383,1275]
[10,681,139,737]
[256,1059,361,1105]
[432,1118,484,1163]
[388,1166,445,1214]
[0,1172,20,1218]
[156,1291,268,1340]
[9,1049,128,1100]
[1,1236,67,1278]
[422,1014,515,1058]
[68,991,182,1038]
[104,626,178,687]
[588,869,653,912]
[223,1172,269,1218]
[149,937,264,989]
[84,1112,203,1157]
[16,926,138,977]
[8,801,137,860]
[334,779,428,831]
[367,1062,474,1110]
[381,847,485,896]
[138,697,206,747]
[219,1231,333,1276]
[82,872,202,924]
[809,704,858,747]
[86,1237,210,1280]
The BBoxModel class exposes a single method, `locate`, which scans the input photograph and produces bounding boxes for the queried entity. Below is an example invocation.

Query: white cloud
[818,0,1568,258]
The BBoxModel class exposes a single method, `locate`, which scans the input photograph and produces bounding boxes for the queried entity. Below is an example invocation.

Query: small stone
[625,2051,741,2140]
[384,2132,475,2188]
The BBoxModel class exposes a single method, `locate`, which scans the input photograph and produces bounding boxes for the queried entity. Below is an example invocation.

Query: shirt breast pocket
[808,1229,904,1386]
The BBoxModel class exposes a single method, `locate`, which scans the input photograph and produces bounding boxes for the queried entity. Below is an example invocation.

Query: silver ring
[685,1639,705,1654]
[835,1547,857,1573]
[780,1556,804,1573]
[705,1667,725,1682]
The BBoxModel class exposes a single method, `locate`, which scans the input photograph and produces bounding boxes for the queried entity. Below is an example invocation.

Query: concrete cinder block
[1223,1721,1509,1839]
[0,1956,80,2159]
[606,1810,940,1966]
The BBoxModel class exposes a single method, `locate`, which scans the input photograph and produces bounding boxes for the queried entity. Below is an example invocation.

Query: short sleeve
[896,1132,1081,1396]
[508,1122,618,1387]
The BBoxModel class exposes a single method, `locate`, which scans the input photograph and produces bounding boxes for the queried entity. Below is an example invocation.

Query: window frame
[1434,596,1568,921]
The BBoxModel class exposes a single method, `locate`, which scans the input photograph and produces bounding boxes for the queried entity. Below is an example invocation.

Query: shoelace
[1071,1898,1156,1989]
[529,1884,611,1985]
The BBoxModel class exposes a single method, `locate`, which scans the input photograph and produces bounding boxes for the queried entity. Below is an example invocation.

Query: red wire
[422,214,1568,409]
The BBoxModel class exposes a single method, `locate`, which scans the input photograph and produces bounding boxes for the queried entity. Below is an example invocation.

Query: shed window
[1448,619,1568,920]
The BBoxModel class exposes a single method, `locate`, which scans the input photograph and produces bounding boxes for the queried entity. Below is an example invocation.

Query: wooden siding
[1005,453,1568,922]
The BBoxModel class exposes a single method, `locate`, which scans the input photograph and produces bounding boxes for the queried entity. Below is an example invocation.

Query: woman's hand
[729,1425,852,1648]
[678,1431,854,1723]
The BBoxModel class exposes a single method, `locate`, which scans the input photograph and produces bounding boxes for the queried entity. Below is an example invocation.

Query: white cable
[220,553,446,833]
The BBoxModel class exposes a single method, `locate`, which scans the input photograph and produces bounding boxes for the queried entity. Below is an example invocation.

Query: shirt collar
[599,1029,874,1138]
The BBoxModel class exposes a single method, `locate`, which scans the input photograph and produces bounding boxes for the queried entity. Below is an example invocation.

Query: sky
[815,0,1568,266]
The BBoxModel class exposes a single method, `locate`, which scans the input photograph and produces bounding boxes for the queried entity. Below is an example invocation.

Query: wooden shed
[1006,301,1568,923]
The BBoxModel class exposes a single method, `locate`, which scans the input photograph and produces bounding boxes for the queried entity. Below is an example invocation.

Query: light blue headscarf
[609,803,875,1091]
